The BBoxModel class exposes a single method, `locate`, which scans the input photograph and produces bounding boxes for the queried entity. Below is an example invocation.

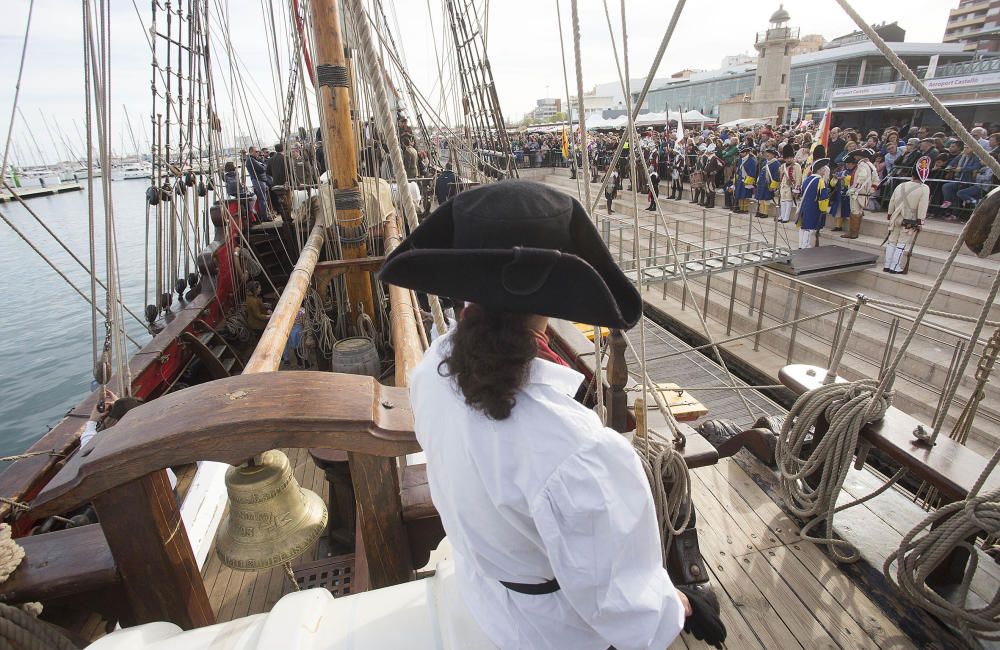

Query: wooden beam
[314,256,385,278]
[93,470,214,629]
[30,372,419,518]
[348,452,413,589]
[605,329,629,433]
[309,0,373,323]
[383,212,424,384]
[245,223,325,373]
[0,524,118,604]
[313,256,386,299]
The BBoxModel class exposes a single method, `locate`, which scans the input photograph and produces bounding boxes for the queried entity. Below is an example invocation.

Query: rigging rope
[885,445,1000,646]
[776,380,899,562]
[567,0,605,424]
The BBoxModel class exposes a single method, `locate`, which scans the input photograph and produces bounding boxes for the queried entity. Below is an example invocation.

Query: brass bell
[217,450,328,571]
[965,185,1000,258]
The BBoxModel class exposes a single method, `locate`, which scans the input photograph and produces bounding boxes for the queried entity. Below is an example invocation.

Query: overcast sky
[1,0,955,165]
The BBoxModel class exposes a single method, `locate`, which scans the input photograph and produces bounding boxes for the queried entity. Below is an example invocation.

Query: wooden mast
[309,0,374,324]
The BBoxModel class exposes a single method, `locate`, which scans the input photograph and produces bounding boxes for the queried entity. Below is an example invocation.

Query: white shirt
[409,332,684,650]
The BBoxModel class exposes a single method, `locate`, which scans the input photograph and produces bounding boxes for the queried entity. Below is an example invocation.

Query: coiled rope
[776,380,899,562]
[885,446,1000,646]
[631,399,691,562]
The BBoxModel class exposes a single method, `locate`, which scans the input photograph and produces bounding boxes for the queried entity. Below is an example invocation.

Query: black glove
[677,585,727,649]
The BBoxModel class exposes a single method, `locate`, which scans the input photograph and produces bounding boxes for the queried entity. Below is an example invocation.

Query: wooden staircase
[181,319,245,380]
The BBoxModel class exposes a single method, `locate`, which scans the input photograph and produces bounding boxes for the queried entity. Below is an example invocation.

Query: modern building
[720,54,756,69]
[529,98,562,121]
[791,34,825,56]
[943,0,1000,53]
[828,55,1000,132]
[567,94,616,116]
[828,21,905,48]
[646,8,974,127]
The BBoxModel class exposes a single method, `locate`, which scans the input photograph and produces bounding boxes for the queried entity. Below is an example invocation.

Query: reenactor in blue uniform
[733,145,756,214]
[754,147,781,218]
[796,158,831,249]
[828,160,853,232]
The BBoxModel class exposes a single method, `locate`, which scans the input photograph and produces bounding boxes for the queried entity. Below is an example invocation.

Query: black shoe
[645,206,656,211]
[832,227,843,232]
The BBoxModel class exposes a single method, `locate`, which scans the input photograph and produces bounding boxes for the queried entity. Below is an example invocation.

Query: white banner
[923,72,1000,91]
[831,82,897,99]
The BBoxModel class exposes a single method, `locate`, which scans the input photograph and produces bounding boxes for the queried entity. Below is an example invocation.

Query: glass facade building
[646,42,972,121]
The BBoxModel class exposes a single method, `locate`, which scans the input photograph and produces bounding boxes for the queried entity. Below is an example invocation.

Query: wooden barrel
[331,337,380,378]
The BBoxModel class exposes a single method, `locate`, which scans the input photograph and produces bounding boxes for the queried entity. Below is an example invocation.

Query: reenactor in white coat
[778,144,802,224]
[884,157,930,274]
[843,148,878,239]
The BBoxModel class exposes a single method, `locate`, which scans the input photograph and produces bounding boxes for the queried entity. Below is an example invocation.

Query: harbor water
[0,180,204,460]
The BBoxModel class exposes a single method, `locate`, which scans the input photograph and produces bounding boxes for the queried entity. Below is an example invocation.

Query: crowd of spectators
[511,120,1000,222]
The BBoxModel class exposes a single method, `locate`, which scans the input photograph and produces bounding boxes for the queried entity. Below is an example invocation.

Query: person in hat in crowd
[843,148,878,239]
[828,158,853,232]
[754,147,781,219]
[606,168,620,213]
[379,180,726,650]
[778,143,802,224]
[669,146,685,200]
[689,147,707,205]
[700,144,723,209]
[917,138,940,166]
[884,157,930,273]
[796,158,831,249]
[733,145,756,214]
[647,163,660,211]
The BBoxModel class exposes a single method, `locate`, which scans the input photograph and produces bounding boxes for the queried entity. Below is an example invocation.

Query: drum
[690,170,705,189]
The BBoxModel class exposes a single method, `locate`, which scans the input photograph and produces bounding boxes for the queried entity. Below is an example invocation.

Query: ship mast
[309,0,375,325]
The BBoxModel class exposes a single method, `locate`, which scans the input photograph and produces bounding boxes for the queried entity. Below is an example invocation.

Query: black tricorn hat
[782,143,795,158]
[378,180,642,329]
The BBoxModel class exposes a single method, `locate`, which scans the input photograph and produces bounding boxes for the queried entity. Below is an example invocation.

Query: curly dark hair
[439,305,537,420]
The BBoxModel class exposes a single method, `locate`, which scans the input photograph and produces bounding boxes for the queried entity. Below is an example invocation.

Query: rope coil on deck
[776,380,896,563]
[634,432,692,559]
[885,446,1000,646]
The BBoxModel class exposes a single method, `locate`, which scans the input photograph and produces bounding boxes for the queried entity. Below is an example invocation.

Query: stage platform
[767,244,878,277]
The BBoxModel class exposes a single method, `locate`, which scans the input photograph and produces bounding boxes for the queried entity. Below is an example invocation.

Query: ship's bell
[216,449,328,571]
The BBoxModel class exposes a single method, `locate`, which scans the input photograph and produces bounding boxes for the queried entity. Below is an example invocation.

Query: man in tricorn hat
[778,143,802,224]
[379,181,726,650]
[755,147,781,219]
[733,145,756,214]
[843,148,877,239]
[797,158,831,249]
[884,157,930,274]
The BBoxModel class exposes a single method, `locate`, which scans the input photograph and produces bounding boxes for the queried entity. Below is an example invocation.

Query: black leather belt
[499,578,560,595]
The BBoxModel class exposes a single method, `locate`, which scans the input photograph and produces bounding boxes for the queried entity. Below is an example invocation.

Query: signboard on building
[923,72,1000,92]
[831,82,897,99]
